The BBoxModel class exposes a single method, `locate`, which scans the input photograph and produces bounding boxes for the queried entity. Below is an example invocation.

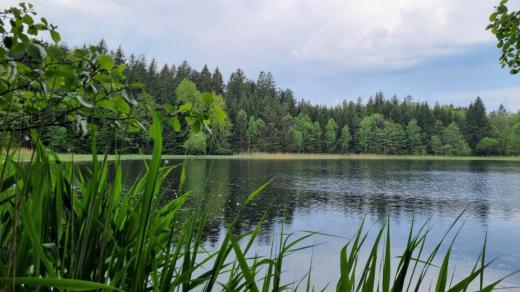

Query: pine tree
[97,38,109,54]
[464,97,490,149]
[225,68,248,132]
[146,59,159,98]
[235,109,248,152]
[112,46,126,66]
[212,67,224,95]
[199,65,213,93]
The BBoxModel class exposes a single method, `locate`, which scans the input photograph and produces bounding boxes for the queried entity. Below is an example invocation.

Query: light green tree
[372,121,406,154]
[175,79,201,106]
[325,118,338,153]
[430,135,443,155]
[357,114,383,152]
[476,137,500,155]
[441,122,471,156]
[313,121,323,152]
[406,118,423,154]
[183,132,207,154]
[246,116,265,151]
[340,125,352,153]
[293,113,315,152]
[290,127,303,152]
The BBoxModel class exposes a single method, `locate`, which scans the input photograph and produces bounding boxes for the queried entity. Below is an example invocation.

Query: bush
[476,137,500,155]
[184,132,207,154]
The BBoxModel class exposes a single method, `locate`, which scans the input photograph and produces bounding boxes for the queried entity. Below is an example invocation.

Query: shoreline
[11,151,520,162]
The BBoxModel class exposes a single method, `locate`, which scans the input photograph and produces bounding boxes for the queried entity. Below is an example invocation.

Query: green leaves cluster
[488,0,520,74]
[0,4,142,136]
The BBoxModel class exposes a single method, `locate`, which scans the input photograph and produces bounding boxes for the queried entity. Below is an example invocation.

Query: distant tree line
[40,40,520,156]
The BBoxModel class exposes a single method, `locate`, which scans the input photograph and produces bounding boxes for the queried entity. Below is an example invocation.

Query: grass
[1,117,516,290]
[10,149,520,162]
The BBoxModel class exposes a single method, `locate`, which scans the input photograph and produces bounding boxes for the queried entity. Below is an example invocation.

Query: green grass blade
[0,277,121,291]
[230,234,260,292]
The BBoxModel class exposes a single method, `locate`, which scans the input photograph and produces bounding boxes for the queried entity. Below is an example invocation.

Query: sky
[14,0,520,111]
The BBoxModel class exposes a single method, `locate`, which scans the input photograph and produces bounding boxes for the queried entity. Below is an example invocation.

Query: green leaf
[26,43,47,63]
[50,30,61,43]
[214,107,227,121]
[164,103,175,113]
[22,14,34,25]
[113,96,130,114]
[201,92,214,106]
[76,95,93,108]
[244,180,272,206]
[97,99,114,111]
[230,235,260,292]
[7,61,17,82]
[179,103,193,113]
[435,248,451,292]
[0,277,121,291]
[170,117,181,132]
[116,63,126,73]
[98,54,114,70]
[190,119,201,133]
[489,12,497,22]
[121,89,137,105]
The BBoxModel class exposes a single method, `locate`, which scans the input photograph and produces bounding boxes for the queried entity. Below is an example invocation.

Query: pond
[121,158,520,290]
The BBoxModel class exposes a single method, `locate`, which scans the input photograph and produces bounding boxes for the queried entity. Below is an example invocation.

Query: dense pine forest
[38,40,520,156]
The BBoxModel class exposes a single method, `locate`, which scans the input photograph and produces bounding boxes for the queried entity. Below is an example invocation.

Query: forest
[33,40,519,156]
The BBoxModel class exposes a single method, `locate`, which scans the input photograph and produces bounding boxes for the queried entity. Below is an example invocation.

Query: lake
[121,158,520,290]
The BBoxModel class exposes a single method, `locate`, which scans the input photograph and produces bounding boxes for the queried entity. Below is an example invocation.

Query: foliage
[372,121,406,154]
[406,118,424,155]
[441,123,471,156]
[340,124,351,153]
[0,4,141,138]
[476,137,500,155]
[488,0,520,74]
[325,117,338,152]
[184,132,207,154]
[246,116,265,152]
[430,135,444,155]
[464,97,490,149]
[7,4,520,157]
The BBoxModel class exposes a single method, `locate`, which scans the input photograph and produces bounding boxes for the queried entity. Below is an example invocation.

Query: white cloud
[5,0,520,110]
[17,0,500,69]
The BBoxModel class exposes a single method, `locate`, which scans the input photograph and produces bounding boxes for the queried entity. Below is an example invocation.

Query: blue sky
[18,0,520,111]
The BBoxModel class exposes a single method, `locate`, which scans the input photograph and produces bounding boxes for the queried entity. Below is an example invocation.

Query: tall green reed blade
[230,234,260,292]
[413,211,465,292]
[0,277,121,291]
[133,109,163,291]
[204,180,272,292]
[382,220,391,292]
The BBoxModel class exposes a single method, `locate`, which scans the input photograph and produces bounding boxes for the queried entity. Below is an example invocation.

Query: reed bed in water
[0,115,515,291]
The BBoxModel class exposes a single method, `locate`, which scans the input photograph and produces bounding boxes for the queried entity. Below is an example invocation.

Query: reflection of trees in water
[112,159,520,245]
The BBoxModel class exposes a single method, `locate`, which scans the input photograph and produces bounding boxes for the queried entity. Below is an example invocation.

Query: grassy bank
[11,149,520,162]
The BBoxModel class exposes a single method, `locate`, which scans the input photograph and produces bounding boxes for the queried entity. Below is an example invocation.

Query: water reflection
[117,158,520,286]
[119,159,520,236]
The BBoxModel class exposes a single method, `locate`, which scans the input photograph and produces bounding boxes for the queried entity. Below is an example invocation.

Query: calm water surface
[122,159,520,290]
